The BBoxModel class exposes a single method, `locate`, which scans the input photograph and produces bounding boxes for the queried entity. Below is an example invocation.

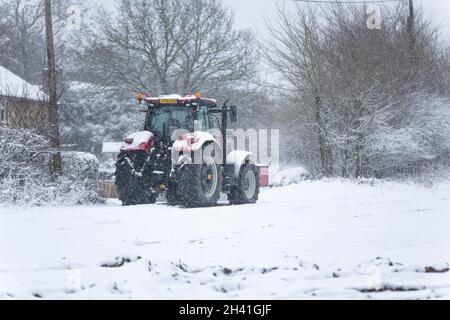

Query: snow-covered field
[1,179,450,300]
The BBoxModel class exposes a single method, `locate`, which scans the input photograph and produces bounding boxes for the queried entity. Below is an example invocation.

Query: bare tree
[263,5,333,176]
[76,0,257,95]
[175,0,255,94]
[0,0,75,83]
[0,0,45,82]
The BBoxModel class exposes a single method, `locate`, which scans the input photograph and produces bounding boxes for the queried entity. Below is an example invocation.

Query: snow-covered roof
[102,142,123,154]
[68,81,98,92]
[0,66,48,101]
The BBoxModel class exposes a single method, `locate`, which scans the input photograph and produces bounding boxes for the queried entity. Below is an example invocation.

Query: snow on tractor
[114,93,269,207]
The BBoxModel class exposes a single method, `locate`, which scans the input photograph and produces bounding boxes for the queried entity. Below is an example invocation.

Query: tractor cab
[141,94,220,141]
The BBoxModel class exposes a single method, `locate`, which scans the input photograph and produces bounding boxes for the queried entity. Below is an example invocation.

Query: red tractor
[115,94,269,207]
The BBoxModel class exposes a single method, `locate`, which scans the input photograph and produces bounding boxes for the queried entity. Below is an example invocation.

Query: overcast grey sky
[222,0,450,38]
[94,0,450,39]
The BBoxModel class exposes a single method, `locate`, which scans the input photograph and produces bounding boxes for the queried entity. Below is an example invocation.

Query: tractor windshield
[145,107,195,139]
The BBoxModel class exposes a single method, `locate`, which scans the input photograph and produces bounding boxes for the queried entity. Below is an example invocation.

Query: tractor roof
[141,94,217,107]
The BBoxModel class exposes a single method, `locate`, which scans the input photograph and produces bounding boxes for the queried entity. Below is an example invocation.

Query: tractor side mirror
[230,105,238,123]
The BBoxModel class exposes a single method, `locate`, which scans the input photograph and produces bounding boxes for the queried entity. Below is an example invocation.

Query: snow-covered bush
[0,127,51,181]
[99,158,117,180]
[0,127,102,207]
[62,151,100,180]
[270,167,310,187]
[366,93,450,178]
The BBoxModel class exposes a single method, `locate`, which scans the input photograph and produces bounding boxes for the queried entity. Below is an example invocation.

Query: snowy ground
[1,179,450,300]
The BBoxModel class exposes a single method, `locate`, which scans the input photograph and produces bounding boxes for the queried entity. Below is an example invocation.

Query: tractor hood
[120,131,154,153]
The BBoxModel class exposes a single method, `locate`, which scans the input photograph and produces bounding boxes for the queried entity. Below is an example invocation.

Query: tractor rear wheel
[228,164,260,205]
[176,156,222,207]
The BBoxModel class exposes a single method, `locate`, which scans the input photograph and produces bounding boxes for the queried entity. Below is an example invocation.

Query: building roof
[102,142,123,154]
[0,66,47,101]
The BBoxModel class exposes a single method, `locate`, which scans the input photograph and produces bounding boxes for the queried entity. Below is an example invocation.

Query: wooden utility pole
[406,0,417,88]
[44,0,62,175]
[407,0,415,52]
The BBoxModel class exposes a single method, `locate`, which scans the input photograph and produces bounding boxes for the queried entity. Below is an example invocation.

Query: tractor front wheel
[116,175,157,206]
[115,153,156,206]
[228,164,260,205]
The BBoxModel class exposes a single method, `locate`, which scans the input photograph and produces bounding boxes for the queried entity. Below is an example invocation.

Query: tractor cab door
[205,108,223,145]
[195,106,213,132]
[194,106,223,144]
